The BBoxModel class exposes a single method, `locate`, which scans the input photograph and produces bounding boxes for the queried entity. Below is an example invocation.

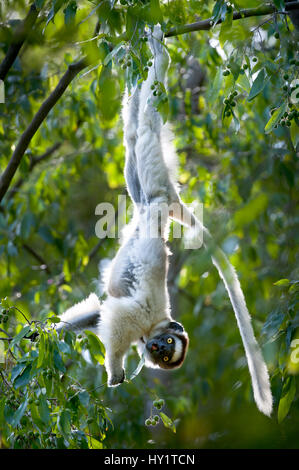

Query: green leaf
[11,397,28,427]
[273,0,285,11]
[264,59,279,76]
[234,193,268,228]
[211,0,227,28]
[53,348,66,373]
[103,42,125,66]
[85,330,105,365]
[14,364,32,389]
[4,404,15,425]
[58,340,71,354]
[152,82,169,123]
[78,391,90,408]
[248,69,267,101]
[1,298,9,309]
[219,9,233,47]
[35,0,46,9]
[30,403,44,431]
[64,1,77,25]
[44,0,68,29]
[237,72,251,93]
[274,279,290,287]
[262,312,285,339]
[38,395,50,425]
[37,331,46,368]
[58,410,71,438]
[11,363,26,382]
[290,120,299,148]
[278,376,296,423]
[159,412,176,433]
[229,60,242,81]
[49,315,61,324]
[7,241,18,257]
[63,260,71,283]
[89,437,103,449]
[207,66,223,104]
[38,226,55,245]
[128,354,145,381]
[143,0,163,24]
[20,212,36,239]
[156,96,169,123]
[264,102,287,134]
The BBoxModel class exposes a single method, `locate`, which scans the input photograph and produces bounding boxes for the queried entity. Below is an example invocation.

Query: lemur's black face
[145,322,189,370]
[146,333,177,365]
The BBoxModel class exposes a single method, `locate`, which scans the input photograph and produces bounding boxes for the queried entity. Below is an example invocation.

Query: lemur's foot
[108,369,125,387]
[146,25,169,76]
[148,25,164,56]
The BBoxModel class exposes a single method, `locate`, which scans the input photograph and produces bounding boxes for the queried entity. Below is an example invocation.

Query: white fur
[211,246,273,416]
[57,293,101,332]
[170,338,183,363]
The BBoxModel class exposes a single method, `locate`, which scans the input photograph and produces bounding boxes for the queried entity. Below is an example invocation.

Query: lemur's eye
[167,337,173,344]
[163,356,169,362]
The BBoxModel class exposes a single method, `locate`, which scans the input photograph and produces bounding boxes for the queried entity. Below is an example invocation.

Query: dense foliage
[0,0,299,449]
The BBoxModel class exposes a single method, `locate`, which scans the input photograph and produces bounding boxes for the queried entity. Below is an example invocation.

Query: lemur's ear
[168,321,184,333]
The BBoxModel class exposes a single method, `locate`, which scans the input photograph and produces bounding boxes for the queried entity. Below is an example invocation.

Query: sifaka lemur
[56,26,273,417]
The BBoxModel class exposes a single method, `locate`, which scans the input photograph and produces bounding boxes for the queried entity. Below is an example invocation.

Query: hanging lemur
[56,26,273,417]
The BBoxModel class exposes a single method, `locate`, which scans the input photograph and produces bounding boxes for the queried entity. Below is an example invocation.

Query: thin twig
[0,370,13,389]
[0,327,10,337]
[22,243,52,275]
[7,142,61,201]
[9,306,30,324]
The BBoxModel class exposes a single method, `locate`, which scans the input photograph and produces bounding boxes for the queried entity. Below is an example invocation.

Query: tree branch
[7,142,61,200]
[31,142,62,166]
[165,1,299,37]
[0,58,87,203]
[22,243,52,275]
[0,3,39,81]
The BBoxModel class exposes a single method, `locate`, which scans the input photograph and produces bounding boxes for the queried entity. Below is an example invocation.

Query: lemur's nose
[151,343,158,351]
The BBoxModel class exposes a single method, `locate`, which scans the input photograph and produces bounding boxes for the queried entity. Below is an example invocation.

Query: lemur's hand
[149,25,164,55]
[108,369,125,387]
[147,25,169,73]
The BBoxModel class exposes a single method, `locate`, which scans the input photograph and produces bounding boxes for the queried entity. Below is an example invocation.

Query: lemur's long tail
[55,293,101,335]
[211,245,272,416]
[177,204,273,416]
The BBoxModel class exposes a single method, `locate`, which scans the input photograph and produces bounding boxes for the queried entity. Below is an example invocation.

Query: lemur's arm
[123,88,144,205]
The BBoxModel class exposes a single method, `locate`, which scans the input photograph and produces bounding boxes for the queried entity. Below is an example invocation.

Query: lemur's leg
[123,87,146,206]
[135,26,173,208]
[134,26,178,239]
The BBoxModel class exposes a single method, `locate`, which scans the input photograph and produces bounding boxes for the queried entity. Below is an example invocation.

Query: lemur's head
[144,321,189,370]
